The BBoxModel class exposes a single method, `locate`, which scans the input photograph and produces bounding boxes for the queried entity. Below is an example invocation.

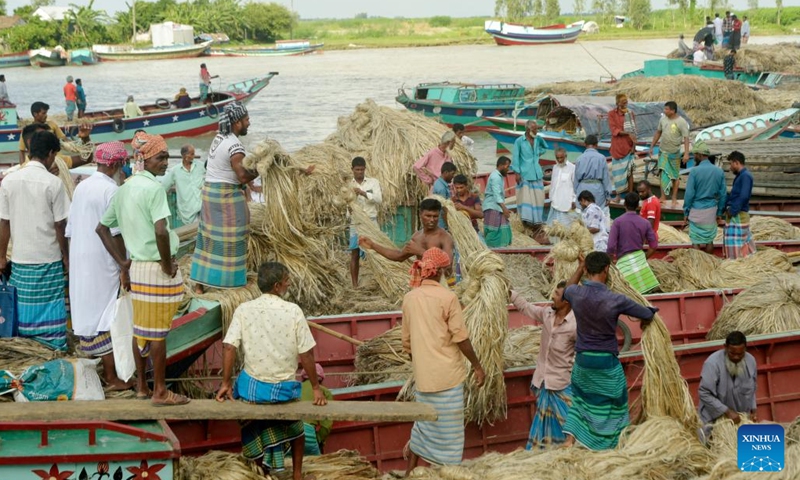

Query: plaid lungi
[724,212,756,259]
[79,331,113,357]
[483,209,512,248]
[610,154,635,193]
[410,384,465,465]
[658,151,681,196]
[688,207,718,245]
[563,352,629,451]
[527,385,573,449]
[130,261,184,356]
[617,250,659,294]
[11,261,67,351]
[191,183,249,289]
[517,179,545,225]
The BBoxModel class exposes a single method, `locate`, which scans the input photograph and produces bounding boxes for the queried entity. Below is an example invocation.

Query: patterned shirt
[206,133,246,185]
[224,293,317,383]
[582,202,609,252]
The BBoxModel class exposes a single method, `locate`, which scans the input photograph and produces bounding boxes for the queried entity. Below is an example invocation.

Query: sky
[6,0,797,19]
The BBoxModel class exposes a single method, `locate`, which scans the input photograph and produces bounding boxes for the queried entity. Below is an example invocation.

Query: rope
[579,43,617,81]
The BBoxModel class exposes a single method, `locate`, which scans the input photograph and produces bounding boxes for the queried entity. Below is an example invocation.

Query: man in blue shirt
[561,252,657,450]
[433,162,457,229]
[75,79,87,119]
[511,120,549,238]
[723,151,755,259]
[683,141,726,253]
[574,135,615,220]
[483,156,512,248]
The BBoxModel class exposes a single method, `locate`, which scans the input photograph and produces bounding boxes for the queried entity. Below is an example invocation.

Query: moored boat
[210,40,324,57]
[68,48,99,65]
[612,198,800,221]
[621,58,800,88]
[28,47,67,68]
[694,108,800,142]
[484,20,584,46]
[92,40,212,62]
[0,50,31,69]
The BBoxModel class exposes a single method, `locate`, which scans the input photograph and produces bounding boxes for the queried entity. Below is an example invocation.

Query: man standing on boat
[64,76,77,121]
[511,120,549,241]
[0,131,70,351]
[606,194,660,294]
[18,102,66,164]
[608,94,637,202]
[574,135,614,219]
[67,141,132,390]
[547,148,577,231]
[650,101,690,208]
[402,247,484,475]
[683,142,726,254]
[413,131,455,189]
[637,180,661,241]
[723,151,756,259]
[160,144,205,227]
[199,63,214,103]
[75,79,87,119]
[483,156,513,248]
[97,133,189,407]
[349,156,382,289]
[0,75,9,104]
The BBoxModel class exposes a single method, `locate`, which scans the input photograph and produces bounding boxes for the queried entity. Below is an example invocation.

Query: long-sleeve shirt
[683,160,727,216]
[742,20,750,37]
[433,177,451,229]
[511,133,549,182]
[413,147,451,187]
[351,176,382,219]
[0,82,8,102]
[607,211,658,259]
[76,85,86,104]
[124,101,144,118]
[510,291,576,391]
[723,17,733,33]
[160,161,206,225]
[726,168,753,217]
[549,161,575,213]
[698,349,757,425]
[608,108,636,160]
[482,169,506,213]
[574,148,613,198]
[563,280,657,354]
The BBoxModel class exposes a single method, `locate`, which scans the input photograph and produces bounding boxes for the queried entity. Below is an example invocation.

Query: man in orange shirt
[63,76,77,121]
[402,248,484,475]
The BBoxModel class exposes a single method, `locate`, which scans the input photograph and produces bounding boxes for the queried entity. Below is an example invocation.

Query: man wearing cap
[64,76,77,121]
[511,120,549,238]
[413,131,455,189]
[67,142,132,390]
[402,248,485,474]
[683,141,726,254]
[97,133,188,406]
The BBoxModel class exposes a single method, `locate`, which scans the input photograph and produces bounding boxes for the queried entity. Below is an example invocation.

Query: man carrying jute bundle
[683,141,726,254]
[723,151,755,259]
[650,101,690,208]
[402,247,484,475]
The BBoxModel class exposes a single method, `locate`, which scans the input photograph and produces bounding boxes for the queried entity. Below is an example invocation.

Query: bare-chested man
[359,198,454,270]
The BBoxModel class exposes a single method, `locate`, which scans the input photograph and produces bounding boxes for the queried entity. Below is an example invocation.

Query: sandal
[136,392,152,400]
[151,391,191,407]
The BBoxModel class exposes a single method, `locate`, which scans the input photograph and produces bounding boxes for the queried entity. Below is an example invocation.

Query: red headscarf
[409,247,451,288]
[133,132,168,160]
[94,141,129,166]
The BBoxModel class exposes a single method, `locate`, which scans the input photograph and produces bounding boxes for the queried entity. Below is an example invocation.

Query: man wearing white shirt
[742,16,750,44]
[453,123,475,154]
[0,75,9,104]
[547,148,577,237]
[712,13,723,46]
[349,156,382,288]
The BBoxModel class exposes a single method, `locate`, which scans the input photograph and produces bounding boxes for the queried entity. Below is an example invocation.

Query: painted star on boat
[143,120,150,126]
[172,115,179,122]
[7,133,14,140]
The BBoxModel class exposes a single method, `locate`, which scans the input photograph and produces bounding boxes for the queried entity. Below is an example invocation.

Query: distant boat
[91,40,212,62]
[621,59,800,89]
[484,20,584,45]
[69,48,99,65]
[29,48,67,67]
[210,39,324,57]
[0,50,31,68]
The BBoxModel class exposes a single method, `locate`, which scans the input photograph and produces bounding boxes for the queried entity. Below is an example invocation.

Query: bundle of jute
[734,43,800,74]
[707,273,800,340]
[545,220,595,284]
[508,212,541,247]
[648,258,691,293]
[503,325,542,368]
[709,248,794,289]
[500,253,552,302]
[351,325,412,385]
[177,451,264,480]
[669,249,724,290]
[0,337,63,376]
[350,203,409,301]
[658,223,691,244]
[326,99,476,222]
[749,216,800,241]
[283,449,381,480]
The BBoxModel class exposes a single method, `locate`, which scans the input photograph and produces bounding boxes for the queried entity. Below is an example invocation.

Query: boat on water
[68,48,99,66]
[694,108,800,142]
[484,20,585,46]
[621,58,800,88]
[210,39,324,57]
[395,82,538,130]
[28,47,67,68]
[0,73,278,155]
[0,50,30,69]
[92,40,212,62]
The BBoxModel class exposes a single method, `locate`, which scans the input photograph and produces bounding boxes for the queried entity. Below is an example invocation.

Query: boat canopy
[413,82,525,104]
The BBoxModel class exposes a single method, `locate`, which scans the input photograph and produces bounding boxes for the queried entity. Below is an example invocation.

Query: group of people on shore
[681,10,749,70]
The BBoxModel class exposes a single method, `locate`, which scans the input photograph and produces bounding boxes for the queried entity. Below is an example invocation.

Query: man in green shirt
[97,133,188,407]
[160,144,205,226]
[650,101,690,208]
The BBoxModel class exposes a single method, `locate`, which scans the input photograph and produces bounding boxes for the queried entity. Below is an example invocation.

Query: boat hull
[485,21,584,46]
[0,51,30,69]
[210,43,324,57]
[29,54,66,68]
[93,41,211,61]
[395,94,537,131]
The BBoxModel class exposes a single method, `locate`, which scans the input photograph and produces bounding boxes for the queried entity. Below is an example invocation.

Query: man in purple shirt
[561,252,657,450]
[607,193,660,294]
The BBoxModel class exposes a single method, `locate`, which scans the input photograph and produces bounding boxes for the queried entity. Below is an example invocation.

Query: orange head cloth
[135,133,168,160]
[409,247,451,288]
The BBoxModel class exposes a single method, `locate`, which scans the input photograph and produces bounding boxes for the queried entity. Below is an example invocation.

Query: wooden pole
[307,321,364,346]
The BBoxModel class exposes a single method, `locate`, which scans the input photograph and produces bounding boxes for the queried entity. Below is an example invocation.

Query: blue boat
[0,50,30,69]
[69,48,99,65]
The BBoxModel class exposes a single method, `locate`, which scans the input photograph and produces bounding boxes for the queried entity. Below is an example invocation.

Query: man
[67,141,131,390]
[637,180,660,241]
[562,252,657,450]
[742,16,750,44]
[698,331,757,441]
[483,156,512,248]
[723,11,733,47]
[724,49,737,80]
[0,75,9,104]
[510,281,576,449]
[579,190,609,252]
[452,174,482,234]
[683,142,726,254]
[402,248,484,474]
[75,79,87,119]
[547,148,577,229]
[608,94,637,201]
[349,156,382,288]
[650,101,690,207]
[712,13,723,46]
[511,120,549,236]
[724,151,755,259]
[574,134,614,217]
[216,262,326,479]
[730,14,742,50]
[97,133,188,406]
[64,76,77,121]
[693,48,707,66]
[18,102,67,164]
[160,144,205,227]
[452,123,474,154]
[693,25,715,60]
[299,364,334,455]
[124,95,143,118]
[199,63,213,103]
[433,162,457,229]
[413,131,454,189]
[607,194,660,294]
[677,34,692,59]
[174,87,192,109]
[17,122,93,176]
[0,131,70,351]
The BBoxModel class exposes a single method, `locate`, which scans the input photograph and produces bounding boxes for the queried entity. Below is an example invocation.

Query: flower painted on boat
[32,463,75,480]
[126,460,165,480]
[93,461,110,479]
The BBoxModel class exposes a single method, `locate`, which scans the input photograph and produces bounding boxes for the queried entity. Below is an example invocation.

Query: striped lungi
[526,385,573,449]
[610,154,635,193]
[688,207,718,245]
[517,179,545,225]
[190,183,249,289]
[724,212,756,259]
[658,151,681,196]
[483,209,512,248]
[130,261,184,356]
[410,383,465,465]
[617,250,659,294]
[563,352,629,451]
[79,331,113,357]
[11,261,67,351]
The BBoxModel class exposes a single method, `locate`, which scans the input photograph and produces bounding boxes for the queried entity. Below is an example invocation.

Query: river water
[6,36,792,172]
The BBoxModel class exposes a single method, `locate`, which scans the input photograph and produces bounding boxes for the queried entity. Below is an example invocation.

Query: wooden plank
[0,400,437,423]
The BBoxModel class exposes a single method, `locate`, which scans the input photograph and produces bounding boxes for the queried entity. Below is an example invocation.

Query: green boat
[619,58,800,87]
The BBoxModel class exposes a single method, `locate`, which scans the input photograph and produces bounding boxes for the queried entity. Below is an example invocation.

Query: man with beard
[698,331,757,441]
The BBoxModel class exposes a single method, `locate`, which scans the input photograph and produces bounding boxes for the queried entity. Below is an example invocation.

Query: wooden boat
[68,48,99,65]
[28,48,66,68]
[694,108,800,142]
[210,40,324,57]
[610,198,800,221]
[620,58,800,88]
[0,73,278,154]
[484,20,584,46]
[92,41,212,62]
[0,50,30,69]
[395,82,538,130]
